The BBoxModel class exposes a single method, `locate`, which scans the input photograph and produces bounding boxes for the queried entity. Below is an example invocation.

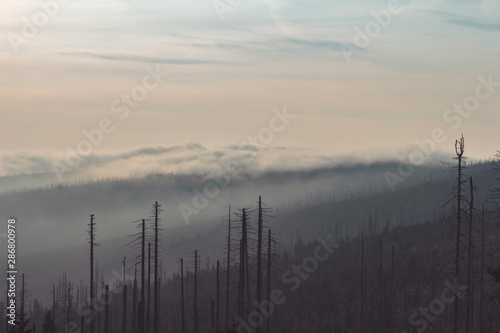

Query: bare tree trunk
[154,202,159,333]
[471,246,474,333]
[89,214,96,333]
[257,196,263,333]
[379,237,383,333]
[226,205,231,328]
[360,233,364,333]
[141,219,146,333]
[454,135,465,333]
[147,244,151,333]
[238,238,244,318]
[480,204,485,333]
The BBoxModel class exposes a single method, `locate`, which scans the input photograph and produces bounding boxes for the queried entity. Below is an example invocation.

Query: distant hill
[5,159,498,307]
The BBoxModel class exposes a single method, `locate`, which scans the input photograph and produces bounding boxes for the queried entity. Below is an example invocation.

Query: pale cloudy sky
[0,0,499,178]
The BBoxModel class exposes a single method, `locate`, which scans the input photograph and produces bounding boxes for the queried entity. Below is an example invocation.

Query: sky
[0,0,499,180]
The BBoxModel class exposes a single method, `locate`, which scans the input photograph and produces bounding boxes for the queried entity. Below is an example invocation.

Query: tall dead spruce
[443,134,469,333]
[148,201,163,333]
[88,214,99,333]
[126,218,148,333]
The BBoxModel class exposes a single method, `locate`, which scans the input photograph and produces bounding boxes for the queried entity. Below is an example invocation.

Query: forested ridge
[3,144,500,333]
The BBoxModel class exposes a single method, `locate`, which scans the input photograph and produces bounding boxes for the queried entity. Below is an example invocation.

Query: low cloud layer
[0,142,457,197]
[0,143,375,186]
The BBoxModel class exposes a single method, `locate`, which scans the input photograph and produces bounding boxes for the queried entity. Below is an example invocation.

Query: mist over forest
[1,146,500,333]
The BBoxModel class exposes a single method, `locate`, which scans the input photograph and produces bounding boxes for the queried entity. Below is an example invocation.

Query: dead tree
[180,258,185,333]
[378,237,383,333]
[479,204,485,333]
[126,218,148,333]
[153,202,159,333]
[238,237,244,318]
[88,214,98,333]
[141,219,146,333]
[266,229,272,333]
[193,250,199,333]
[237,208,251,319]
[149,201,163,333]
[242,209,251,316]
[442,135,469,333]
[360,233,364,333]
[146,243,151,333]
[225,205,231,327]
[257,196,263,321]
[454,135,466,333]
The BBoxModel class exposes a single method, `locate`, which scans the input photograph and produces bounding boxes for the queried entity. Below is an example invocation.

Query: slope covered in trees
[2,147,500,333]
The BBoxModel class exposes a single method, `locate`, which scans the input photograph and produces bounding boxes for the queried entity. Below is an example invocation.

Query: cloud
[415,8,500,31]
[58,52,219,65]
[0,144,362,191]
[0,142,453,196]
[183,36,358,56]
[447,19,500,31]
[1,151,59,176]
[262,0,299,35]
[286,38,360,51]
